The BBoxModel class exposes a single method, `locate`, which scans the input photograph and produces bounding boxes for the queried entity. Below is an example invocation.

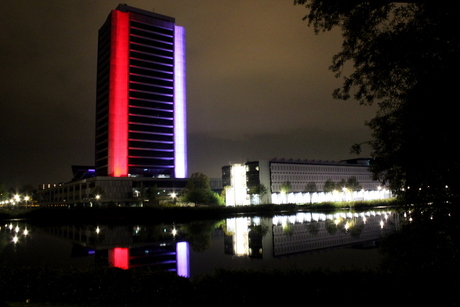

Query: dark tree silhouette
[295,0,460,202]
[183,173,221,206]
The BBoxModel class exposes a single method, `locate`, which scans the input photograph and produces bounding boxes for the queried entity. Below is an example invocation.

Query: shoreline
[0,199,399,224]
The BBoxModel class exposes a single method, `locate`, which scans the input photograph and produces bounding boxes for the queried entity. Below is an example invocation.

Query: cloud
[188,126,373,178]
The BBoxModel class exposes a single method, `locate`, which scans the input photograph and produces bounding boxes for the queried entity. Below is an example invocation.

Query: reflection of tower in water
[44,224,190,277]
[108,242,189,277]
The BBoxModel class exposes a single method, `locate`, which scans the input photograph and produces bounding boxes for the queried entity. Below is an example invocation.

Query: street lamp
[13,194,20,208]
[342,187,349,201]
[24,196,30,210]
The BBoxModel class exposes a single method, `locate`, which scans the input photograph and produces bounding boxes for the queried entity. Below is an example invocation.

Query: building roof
[115,4,175,23]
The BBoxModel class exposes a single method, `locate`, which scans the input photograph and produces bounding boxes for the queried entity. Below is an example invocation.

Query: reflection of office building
[271,211,396,256]
[224,211,399,259]
[96,4,187,179]
[224,217,273,259]
[223,158,391,205]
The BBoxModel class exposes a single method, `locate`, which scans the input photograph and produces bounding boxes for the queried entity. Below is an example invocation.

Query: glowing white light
[234,217,249,255]
[176,241,190,278]
[231,164,249,206]
[226,186,235,206]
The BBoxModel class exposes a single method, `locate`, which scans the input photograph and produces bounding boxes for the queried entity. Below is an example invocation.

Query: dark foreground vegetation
[1,258,458,306]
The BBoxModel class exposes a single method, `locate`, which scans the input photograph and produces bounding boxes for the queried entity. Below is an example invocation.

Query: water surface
[0,209,398,278]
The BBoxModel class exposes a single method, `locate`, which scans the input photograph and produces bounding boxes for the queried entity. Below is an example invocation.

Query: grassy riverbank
[0,199,399,224]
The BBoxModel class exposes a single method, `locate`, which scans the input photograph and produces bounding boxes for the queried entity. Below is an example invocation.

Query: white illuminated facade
[223,158,391,206]
[225,164,251,206]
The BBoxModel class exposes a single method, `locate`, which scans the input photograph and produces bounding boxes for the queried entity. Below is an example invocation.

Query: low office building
[36,166,187,207]
[223,158,391,206]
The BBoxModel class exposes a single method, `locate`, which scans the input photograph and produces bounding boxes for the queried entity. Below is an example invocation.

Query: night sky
[0,0,377,189]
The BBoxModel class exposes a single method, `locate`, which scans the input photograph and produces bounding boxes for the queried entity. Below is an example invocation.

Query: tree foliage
[0,181,8,201]
[305,182,317,193]
[248,183,268,204]
[323,179,336,193]
[295,0,460,202]
[322,177,361,193]
[280,181,292,194]
[346,176,362,191]
[183,173,222,206]
[305,182,317,203]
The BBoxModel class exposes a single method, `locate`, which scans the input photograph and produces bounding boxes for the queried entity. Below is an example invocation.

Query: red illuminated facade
[96,4,187,178]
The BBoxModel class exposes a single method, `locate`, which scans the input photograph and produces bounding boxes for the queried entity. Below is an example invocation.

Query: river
[0,208,399,279]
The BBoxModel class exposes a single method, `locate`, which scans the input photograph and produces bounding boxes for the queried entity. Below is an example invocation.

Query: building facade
[223,158,391,205]
[96,4,187,179]
[36,176,188,207]
[37,6,188,206]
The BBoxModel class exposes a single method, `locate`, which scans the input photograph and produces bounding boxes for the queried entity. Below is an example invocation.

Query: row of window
[271,183,378,192]
[271,163,368,174]
[271,175,371,183]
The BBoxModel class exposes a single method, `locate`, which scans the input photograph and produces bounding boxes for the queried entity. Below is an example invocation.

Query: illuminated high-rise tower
[95,4,187,179]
